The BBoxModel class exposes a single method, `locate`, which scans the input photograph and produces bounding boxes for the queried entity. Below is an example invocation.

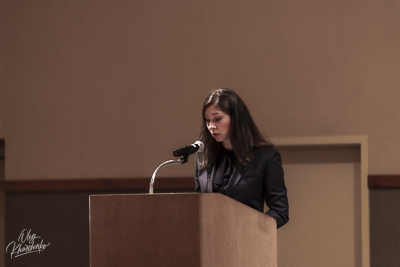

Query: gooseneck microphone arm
[149,158,184,194]
[149,141,204,194]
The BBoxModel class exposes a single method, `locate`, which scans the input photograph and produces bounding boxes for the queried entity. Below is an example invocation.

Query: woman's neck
[222,140,233,151]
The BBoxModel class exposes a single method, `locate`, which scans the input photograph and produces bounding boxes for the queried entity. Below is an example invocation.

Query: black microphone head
[194,141,204,152]
[173,141,204,157]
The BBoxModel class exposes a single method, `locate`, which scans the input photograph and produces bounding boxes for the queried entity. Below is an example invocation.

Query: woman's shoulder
[253,145,279,154]
[252,145,282,162]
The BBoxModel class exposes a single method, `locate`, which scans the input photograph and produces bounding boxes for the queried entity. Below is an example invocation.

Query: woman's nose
[208,123,216,129]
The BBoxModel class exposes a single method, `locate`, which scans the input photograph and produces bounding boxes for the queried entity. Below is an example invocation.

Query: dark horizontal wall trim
[4,175,398,191]
[368,175,400,189]
[0,177,195,192]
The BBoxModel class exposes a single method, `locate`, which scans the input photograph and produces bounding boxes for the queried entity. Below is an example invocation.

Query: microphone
[173,141,204,157]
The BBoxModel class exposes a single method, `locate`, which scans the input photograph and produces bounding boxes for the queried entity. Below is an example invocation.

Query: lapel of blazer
[199,165,217,193]
[226,167,241,192]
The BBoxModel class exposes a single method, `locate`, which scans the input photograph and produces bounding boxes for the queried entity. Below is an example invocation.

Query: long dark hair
[199,88,273,170]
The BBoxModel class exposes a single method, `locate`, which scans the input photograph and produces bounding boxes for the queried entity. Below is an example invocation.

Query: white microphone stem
[149,158,184,194]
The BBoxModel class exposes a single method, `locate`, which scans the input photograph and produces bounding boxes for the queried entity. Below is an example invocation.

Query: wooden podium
[89,193,277,267]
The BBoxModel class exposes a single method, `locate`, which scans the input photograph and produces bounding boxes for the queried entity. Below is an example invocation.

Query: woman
[194,88,289,228]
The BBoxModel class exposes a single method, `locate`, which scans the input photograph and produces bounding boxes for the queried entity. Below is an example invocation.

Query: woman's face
[204,104,232,150]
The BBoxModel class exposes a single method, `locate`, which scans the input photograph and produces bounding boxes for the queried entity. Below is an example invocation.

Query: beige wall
[2,0,400,180]
[277,144,364,266]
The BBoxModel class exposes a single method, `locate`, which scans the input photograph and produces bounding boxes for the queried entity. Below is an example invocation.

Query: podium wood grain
[89,193,277,267]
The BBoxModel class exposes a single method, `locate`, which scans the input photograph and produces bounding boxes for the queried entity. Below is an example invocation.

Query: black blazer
[195,146,289,228]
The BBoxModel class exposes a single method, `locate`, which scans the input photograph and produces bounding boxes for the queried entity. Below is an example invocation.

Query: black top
[195,146,289,228]
[212,149,235,193]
